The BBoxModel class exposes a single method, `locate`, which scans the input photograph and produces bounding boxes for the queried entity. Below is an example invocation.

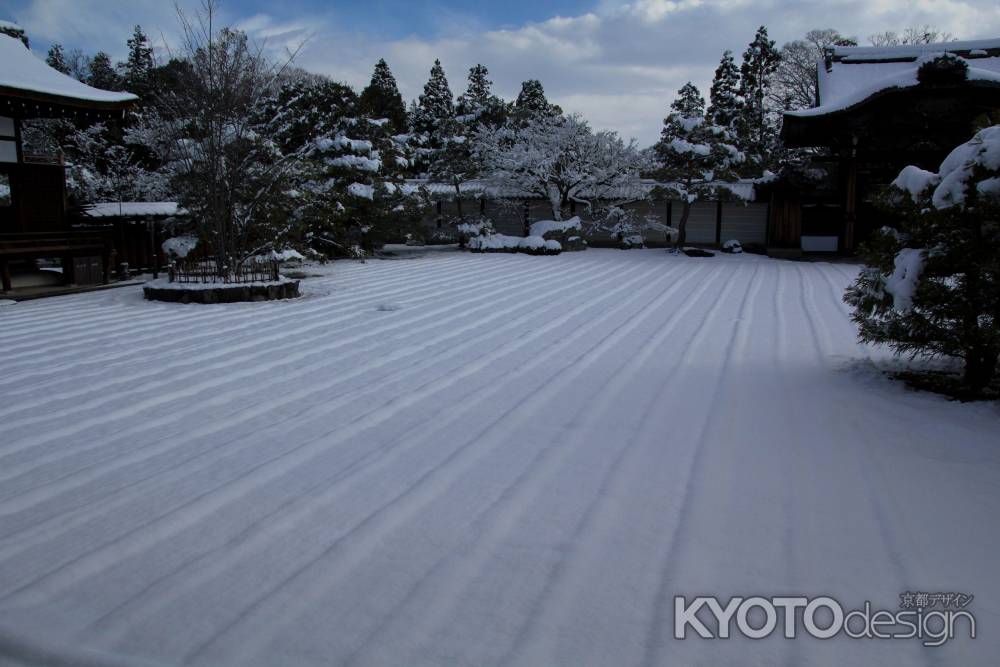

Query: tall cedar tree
[845,122,1000,391]
[707,50,741,128]
[413,59,454,136]
[737,26,781,174]
[456,64,506,125]
[46,43,70,74]
[515,79,561,117]
[88,51,120,91]
[359,59,407,133]
[121,25,155,97]
[430,64,504,227]
[653,82,744,249]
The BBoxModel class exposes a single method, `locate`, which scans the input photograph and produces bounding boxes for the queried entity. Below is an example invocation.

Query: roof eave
[0,85,138,119]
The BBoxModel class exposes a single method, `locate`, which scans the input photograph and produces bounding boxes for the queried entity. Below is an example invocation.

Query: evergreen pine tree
[359,59,407,133]
[707,50,741,128]
[653,82,743,249]
[122,25,155,95]
[458,65,491,113]
[736,26,781,174]
[46,43,70,74]
[515,79,560,116]
[88,51,120,91]
[672,82,705,117]
[845,124,1000,392]
[413,59,454,135]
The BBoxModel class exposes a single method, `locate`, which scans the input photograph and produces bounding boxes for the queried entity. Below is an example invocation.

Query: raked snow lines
[1,250,998,667]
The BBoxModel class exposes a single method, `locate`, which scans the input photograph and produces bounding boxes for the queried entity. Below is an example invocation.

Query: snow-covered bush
[845,125,1000,390]
[162,234,198,260]
[467,234,561,255]
[722,239,743,254]
[529,216,586,250]
[916,52,969,86]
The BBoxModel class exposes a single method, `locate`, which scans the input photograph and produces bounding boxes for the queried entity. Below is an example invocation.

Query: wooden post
[844,159,857,253]
[666,201,673,245]
[844,136,859,253]
[150,221,159,279]
[715,200,723,246]
[0,259,11,292]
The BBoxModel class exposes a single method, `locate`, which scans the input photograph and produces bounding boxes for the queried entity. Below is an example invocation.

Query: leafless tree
[770,29,857,110]
[144,0,306,272]
[868,26,955,47]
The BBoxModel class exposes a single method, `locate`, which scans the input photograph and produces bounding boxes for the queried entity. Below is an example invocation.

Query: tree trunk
[963,346,998,390]
[454,180,466,249]
[546,183,561,222]
[673,200,691,249]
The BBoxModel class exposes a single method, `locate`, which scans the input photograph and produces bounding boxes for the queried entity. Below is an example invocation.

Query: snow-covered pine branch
[845,123,1000,390]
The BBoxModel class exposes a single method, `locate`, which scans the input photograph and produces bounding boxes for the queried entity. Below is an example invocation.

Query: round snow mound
[143,278,300,304]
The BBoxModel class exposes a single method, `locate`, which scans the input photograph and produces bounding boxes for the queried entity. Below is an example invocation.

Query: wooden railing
[168,251,279,284]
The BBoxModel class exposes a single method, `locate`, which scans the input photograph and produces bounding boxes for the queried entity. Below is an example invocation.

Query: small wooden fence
[168,252,279,284]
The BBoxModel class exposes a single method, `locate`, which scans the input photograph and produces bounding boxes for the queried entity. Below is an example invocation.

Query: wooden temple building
[770,38,1000,254]
[0,29,137,294]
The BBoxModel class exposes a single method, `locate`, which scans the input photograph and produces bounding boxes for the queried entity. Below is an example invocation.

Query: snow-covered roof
[830,38,1000,62]
[82,202,185,218]
[403,178,758,202]
[0,34,137,109]
[787,40,1000,119]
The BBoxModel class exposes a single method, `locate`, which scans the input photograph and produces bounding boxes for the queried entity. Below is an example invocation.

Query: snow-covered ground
[0,250,998,666]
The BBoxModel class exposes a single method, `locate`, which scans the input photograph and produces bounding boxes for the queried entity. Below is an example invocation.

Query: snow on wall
[83,202,184,218]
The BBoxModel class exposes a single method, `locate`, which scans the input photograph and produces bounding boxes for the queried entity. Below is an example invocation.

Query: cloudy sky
[3,0,1000,145]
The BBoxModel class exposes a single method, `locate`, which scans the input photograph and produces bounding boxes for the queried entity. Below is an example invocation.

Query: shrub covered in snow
[916,52,969,87]
[846,125,1000,390]
[721,239,743,254]
[467,234,561,255]
[529,216,587,251]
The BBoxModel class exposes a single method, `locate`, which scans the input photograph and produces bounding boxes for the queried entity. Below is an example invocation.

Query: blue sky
[3,0,1000,145]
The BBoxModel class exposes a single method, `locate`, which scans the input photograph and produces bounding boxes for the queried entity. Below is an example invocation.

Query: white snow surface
[0,34,137,104]
[0,251,998,666]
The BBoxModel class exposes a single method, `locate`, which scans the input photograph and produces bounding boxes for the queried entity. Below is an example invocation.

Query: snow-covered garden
[0,250,998,666]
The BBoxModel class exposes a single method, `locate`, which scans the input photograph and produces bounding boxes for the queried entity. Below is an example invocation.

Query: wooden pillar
[150,220,159,279]
[0,259,11,292]
[715,200,723,245]
[844,136,859,253]
[666,201,673,245]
